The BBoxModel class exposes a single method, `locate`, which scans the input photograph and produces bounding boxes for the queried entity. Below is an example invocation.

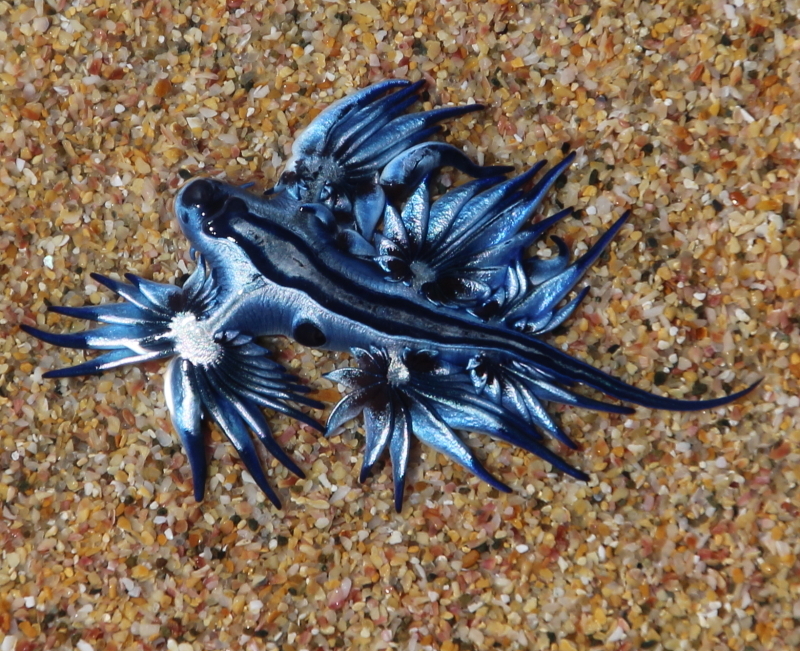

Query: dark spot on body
[293,320,327,347]
[404,350,439,374]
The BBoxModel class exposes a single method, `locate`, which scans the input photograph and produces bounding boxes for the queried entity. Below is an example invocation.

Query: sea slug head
[174,178,267,285]
[174,178,232,246]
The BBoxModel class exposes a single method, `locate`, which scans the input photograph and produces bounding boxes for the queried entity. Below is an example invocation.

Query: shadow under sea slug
[23,80,759,511]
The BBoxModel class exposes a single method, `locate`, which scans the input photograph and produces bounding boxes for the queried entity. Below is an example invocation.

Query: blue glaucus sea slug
[24,80,759,511]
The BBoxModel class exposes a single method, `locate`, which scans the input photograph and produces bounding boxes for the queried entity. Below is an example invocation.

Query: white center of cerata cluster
[168,312,222,367]
[387,351,410,385]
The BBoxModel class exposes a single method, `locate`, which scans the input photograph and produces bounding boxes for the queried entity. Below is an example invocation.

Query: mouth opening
[177,179,254,239]
[179,178,228,218]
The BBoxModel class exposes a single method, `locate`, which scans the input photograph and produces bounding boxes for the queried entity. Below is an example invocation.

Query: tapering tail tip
[735,378,763,401]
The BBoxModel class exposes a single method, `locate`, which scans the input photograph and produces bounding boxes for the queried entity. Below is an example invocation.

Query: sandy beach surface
[1,1,798,649]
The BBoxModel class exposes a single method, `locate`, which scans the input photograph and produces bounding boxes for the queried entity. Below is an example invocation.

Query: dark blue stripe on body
[217,211,545,354]
[210,206,757,411]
